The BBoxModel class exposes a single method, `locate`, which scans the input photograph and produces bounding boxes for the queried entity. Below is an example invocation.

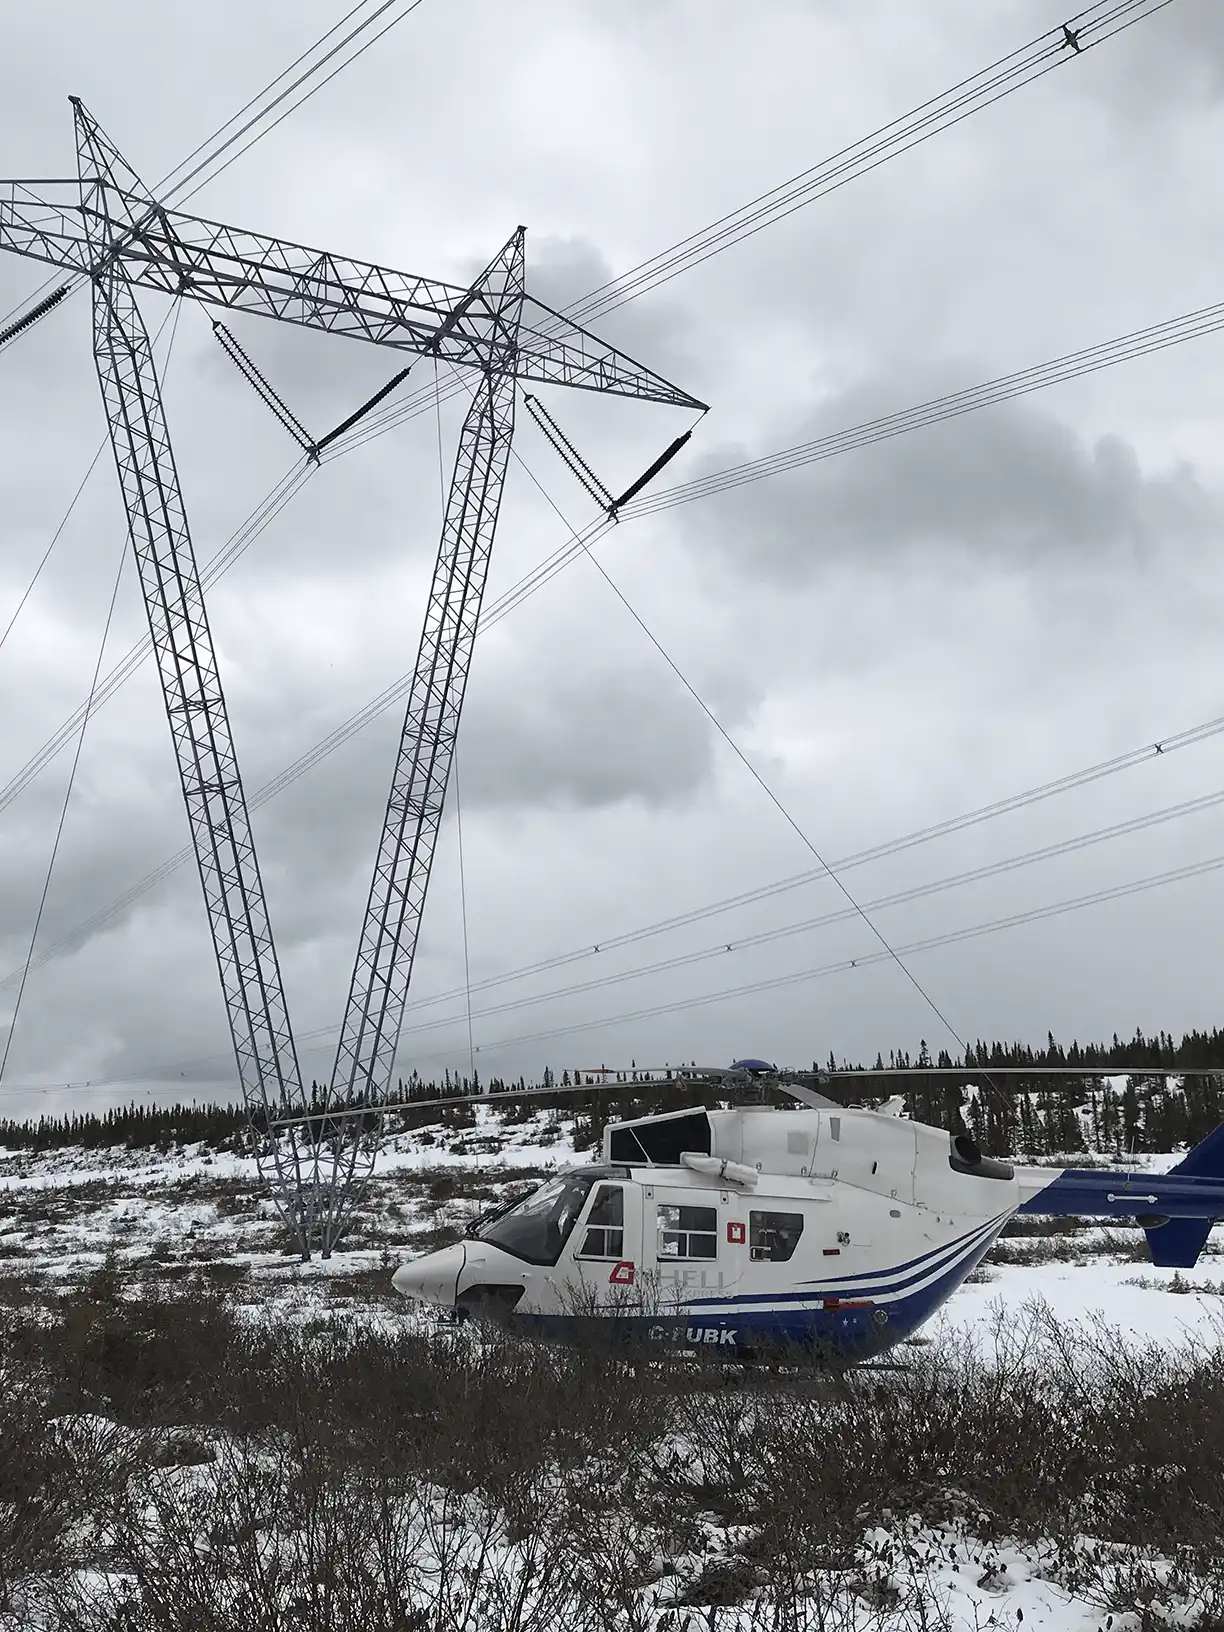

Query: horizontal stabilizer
[1145,1216,1214,1268]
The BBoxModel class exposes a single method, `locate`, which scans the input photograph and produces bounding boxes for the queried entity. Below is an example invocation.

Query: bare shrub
[1126,1270,1224,1296]
[0,1366,75,1614]
[4,1281,1222,1626]
[0,1366,151,1620]
[46,1436,595,1632]
[986,1234,1091,1264]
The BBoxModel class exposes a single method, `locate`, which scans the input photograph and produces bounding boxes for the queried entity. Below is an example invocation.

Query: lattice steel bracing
[1,101,704,1256]
[74,105,319,1254]
[328,233,522,1162]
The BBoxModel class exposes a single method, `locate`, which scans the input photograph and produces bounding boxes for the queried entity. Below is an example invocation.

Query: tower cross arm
[517,296,706,408]
[0,181,92,273]
[0,181,704,409]
[135,207,706,408]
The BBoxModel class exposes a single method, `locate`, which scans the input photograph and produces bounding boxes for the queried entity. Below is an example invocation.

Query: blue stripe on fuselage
[683,1213,1008,1311]
[507,1228,999,1362]
[810,1213,1006,1286]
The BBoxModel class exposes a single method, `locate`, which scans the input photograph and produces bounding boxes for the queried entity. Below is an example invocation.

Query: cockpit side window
[576,1184,624,1260]
[749,1210,804,1263]
[476,1172,594,1266]
[657,1203,717,1261]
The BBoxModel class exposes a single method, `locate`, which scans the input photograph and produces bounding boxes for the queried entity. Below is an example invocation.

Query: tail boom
[1016,1164,1224,1269]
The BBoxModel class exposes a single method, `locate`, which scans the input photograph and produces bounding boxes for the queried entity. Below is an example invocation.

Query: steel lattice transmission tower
[0,101,704,1254]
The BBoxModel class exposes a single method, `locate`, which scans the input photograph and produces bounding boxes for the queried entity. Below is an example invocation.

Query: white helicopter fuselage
[393,1096,1224,1358]
[392,1101,1079,1358]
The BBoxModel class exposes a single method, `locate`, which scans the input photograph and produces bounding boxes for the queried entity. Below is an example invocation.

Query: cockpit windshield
[475,1168,625,1266]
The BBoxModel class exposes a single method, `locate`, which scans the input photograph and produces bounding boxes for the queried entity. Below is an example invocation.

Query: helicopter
[391,1059,1224,1362]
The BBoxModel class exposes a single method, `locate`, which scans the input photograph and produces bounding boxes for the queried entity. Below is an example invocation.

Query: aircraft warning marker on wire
[0,101,705,1256]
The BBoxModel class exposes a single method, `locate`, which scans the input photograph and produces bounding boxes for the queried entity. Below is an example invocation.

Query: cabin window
[578,1184,624,1259]
[749,1210,804,1263]
[657,1204,717,1260]
[609,1110,712,1165]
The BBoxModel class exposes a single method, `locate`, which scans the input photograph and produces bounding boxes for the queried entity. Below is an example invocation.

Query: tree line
[3,1023,1224,1156]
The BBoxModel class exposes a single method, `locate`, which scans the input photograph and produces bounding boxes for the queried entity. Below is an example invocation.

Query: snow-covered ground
[2,1108,1222,1630]
[0,1106,575,1319]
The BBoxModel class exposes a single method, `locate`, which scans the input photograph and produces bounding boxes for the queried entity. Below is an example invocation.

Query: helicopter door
[567,1180,644,1311]
[645,1184,743,1320]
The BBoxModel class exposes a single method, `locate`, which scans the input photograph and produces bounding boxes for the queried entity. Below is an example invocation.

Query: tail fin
[1144,1116,1224,1268]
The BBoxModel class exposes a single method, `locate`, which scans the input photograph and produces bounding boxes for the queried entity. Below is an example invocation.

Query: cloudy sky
[3,0,1224,1120]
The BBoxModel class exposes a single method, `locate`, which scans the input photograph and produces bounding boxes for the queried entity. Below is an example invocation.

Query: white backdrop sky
[4,0,1224,1120]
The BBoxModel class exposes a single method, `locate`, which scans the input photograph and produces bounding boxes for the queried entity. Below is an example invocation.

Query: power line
[1,301,185,1082]
[0,537,129,1083]
[203,252,1224,822]
[0,459,314,821]
[344,289,1224,659]
[0,440,107,660]
[25,839,1224,1096]
[510,427,975,1062]
[20,396,1223,1087]
[320,292,1224,631]
[286,779,1224,1047]
[4,9,1206,823]
[43,396,1167,1084]
[0,477,602,939]
[6,618,1221,1009]
[169,770,1224,1074]
[0,0,431,340]
[626,300,1224,518]
[318,0,1174,456]
[565,0,1173,326]
[306,767,1224,1030]
[170,0,430,206]
[0,5,1201,1065]
[405,847,1224,1071]
[18,750,1217,1084]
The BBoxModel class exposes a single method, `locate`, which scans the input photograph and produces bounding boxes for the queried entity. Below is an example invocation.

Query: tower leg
[322,233,526,1254]
[90,267,317,1252]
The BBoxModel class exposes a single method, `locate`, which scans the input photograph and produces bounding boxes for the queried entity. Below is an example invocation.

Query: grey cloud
[460,662,717,812]
[525,236,708,426]
[0,634,731,1051]
[1081,0,1224,113]
[682,380,1222,584]
[257,654,727,928]
[0,749,184,963]
[2,902,230,1090]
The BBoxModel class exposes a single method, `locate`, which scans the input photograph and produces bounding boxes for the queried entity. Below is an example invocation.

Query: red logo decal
[609,1261,635,1286]
[727,1222,745,1244]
